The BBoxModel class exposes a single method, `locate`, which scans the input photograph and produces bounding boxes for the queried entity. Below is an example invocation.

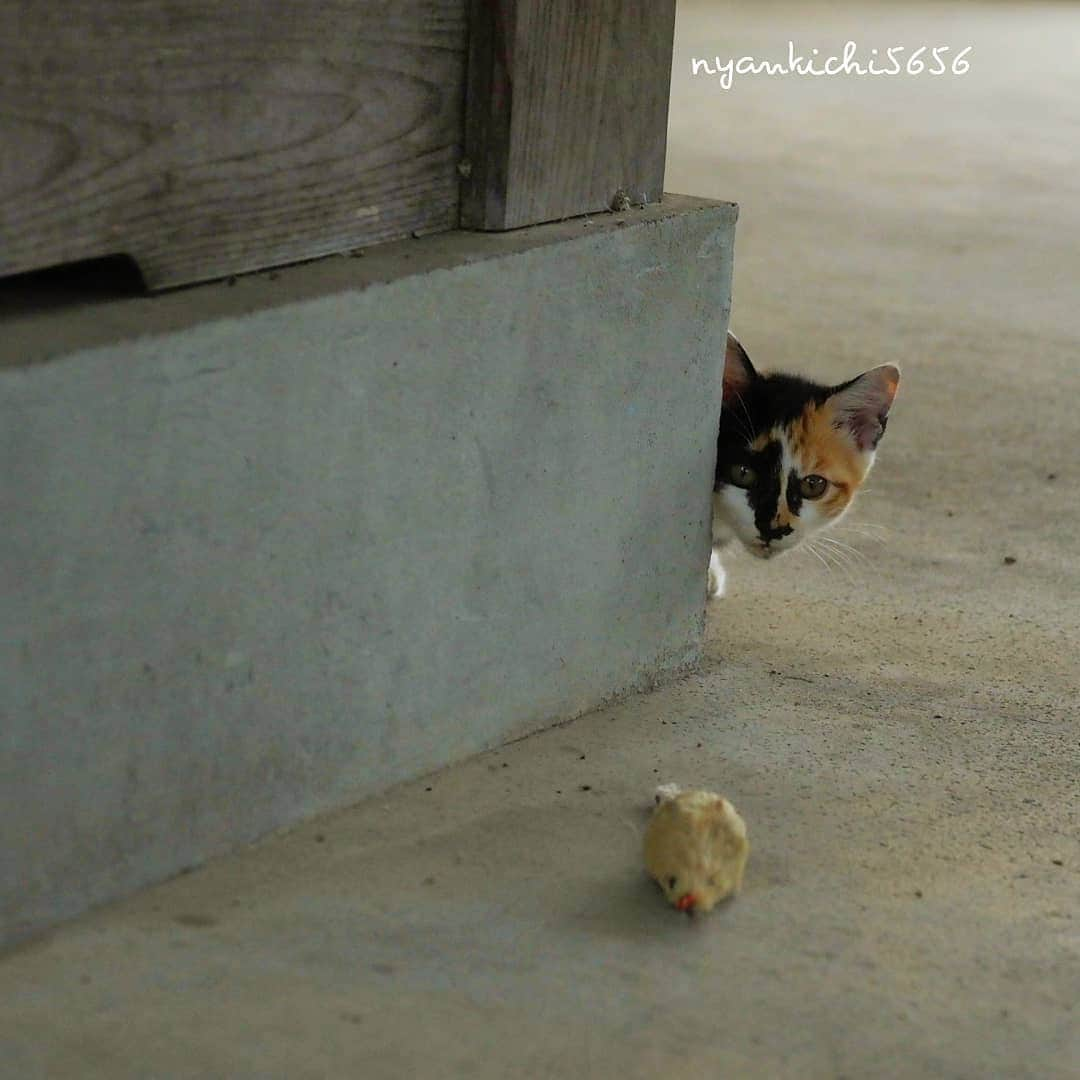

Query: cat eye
[799,474,828,499]
[728,463,757,489]
[667,876,677,890]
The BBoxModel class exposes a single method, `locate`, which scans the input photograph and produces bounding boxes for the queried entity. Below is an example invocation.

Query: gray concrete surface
[2,2,1079,1077]
[0,197,737,947]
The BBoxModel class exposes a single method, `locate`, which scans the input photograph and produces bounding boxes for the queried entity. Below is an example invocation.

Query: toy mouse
[644,783,749,914]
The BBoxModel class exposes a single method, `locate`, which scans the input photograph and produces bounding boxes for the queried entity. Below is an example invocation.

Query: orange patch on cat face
[788,402,869,517]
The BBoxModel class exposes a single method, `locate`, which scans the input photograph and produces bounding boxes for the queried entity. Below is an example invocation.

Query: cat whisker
[834,521,890,544]
[726,418,754,446]
[728,391,756,446]
[819,541,873,587]
[807,538,860,584]
[811,541,846,573]
[817,536,870,565]
[731,390,754,432]
[721,410,754,447]
[802,540,834,574]
[818,534,863,551]
[837,519,889,535]
[816,535,859,561]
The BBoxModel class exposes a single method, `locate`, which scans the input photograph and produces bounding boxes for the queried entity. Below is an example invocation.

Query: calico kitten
[709,332,900,598]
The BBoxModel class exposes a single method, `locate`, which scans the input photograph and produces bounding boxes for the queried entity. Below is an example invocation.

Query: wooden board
[461,0,677,231]
[0,1,467,289]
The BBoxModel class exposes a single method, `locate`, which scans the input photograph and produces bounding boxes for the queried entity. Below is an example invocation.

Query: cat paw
[707,550,726,599]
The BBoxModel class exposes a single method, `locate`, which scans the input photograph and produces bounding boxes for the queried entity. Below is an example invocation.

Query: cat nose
[675,893,697,912]
[762,523,793,541]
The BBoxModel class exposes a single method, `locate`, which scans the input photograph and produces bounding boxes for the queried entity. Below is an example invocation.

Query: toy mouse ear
[830,365,900,452]
[723,331,756,406]
[654,783,682,805]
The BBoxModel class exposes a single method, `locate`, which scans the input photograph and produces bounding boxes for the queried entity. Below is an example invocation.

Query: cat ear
[723,331,756,406]
[830,365,900,452]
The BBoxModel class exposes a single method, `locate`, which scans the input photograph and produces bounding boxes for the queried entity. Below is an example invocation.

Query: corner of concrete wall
[0,195,737,948]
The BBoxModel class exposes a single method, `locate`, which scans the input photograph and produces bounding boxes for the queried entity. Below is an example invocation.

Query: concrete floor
[2,3,1078,1077]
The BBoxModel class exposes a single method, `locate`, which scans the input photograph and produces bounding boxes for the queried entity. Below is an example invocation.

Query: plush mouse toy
[644,783,749,914]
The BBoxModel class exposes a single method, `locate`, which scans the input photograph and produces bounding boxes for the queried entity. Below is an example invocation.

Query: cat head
[715,332,899,559]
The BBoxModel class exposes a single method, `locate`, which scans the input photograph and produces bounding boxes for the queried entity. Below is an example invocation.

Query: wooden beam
[461,0,677,231]
[0,1,468,289]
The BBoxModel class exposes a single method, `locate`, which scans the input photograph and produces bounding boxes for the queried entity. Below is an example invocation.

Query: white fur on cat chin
[707,549,726,599]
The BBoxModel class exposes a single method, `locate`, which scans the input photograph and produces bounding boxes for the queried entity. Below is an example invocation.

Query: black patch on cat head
[750,439,785,540]
[715,371,832,491]
[786,469,804,516]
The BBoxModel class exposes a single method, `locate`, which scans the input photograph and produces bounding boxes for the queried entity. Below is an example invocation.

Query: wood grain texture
[0,1,467,289]
[461,0,677,231]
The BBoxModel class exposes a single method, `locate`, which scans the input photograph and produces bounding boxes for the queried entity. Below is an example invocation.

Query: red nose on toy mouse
[644,783,749,914]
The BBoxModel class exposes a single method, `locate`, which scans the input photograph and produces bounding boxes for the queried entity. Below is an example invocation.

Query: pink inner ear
[846,411,885,452]
[722,333,756,405]
[833,365,900,451]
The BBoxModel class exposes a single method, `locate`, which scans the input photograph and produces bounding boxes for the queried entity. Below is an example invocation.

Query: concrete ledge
[0,195,737,947]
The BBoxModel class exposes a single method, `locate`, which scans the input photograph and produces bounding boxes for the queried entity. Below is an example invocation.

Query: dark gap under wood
[0,254,146,322]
